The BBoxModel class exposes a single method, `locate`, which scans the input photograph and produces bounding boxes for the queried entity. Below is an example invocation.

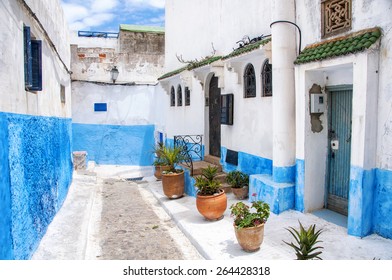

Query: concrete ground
[33,165,392,260]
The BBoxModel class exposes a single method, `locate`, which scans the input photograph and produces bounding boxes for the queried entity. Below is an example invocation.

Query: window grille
[261,59,272,97]
[170,86,175,106]
[185,87,190,106]
[177,85,182,106]
[244,64,256,98]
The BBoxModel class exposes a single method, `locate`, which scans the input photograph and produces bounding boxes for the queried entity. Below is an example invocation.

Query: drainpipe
[271,0,297,183]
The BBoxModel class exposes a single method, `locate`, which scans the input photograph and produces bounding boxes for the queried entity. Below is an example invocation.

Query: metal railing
[174,135,203,176]
[78,31,119,38]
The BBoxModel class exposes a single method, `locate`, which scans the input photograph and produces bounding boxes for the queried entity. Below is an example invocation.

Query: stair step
[204,155,221,166]
[191,160,222,176]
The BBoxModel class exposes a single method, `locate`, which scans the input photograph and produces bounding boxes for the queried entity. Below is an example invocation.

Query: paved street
[32,170,202,260]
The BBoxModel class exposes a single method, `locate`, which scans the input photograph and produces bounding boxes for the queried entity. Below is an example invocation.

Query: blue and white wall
[0,0,72,259]
[295,0,392,239]
[71,82,157,167]
[162,0,392,239]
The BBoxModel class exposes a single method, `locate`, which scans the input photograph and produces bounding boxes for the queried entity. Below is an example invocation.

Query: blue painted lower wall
[0,114,13,260]
[295,159,305,212]
[348,167,375,237]
[72,123,155,166]
[0,112,73,260]
[373,168,392,239]
[221,147,273,175]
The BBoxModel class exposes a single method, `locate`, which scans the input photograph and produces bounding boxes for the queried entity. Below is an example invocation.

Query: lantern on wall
[110,66,119,83]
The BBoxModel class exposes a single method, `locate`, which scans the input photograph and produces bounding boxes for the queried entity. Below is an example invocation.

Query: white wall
[0,0,71,118]
[296,0,392,170]
[165,0,272,71]
[72,82,157,126]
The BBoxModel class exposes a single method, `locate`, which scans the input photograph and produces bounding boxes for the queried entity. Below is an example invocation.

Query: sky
[60,0,165,32]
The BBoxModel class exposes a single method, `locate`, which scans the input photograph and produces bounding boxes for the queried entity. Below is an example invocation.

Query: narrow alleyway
[32,170,203,260]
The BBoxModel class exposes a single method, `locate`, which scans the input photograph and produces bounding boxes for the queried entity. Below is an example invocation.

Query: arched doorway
[208,74,221,157]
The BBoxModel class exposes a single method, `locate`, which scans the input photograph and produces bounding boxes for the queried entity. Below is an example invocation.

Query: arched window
[261,59,272,97]
[185,87,190,106]
[170,86,175,106]
[244,63,256,98]
[177,84,182,106]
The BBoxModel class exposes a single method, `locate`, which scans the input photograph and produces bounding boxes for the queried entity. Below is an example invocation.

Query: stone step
[203,155,221,166]
[191,160,222,176]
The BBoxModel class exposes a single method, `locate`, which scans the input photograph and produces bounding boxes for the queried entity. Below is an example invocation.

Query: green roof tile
[120,24,165,34]
[222,38,271,60]
[295,27,382,65]
[158,56,222,80]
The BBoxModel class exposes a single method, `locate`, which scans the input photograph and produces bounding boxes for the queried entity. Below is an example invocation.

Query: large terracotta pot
[232,185,249,200]
[154,165,170,180]
[196,190,227,221]
[161,170,184,199]
[234,223,265,252]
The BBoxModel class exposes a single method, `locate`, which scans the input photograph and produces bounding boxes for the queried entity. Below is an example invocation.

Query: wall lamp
[110,66,119,83]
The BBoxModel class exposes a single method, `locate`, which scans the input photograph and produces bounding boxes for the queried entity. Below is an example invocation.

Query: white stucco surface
[0,0,71,118]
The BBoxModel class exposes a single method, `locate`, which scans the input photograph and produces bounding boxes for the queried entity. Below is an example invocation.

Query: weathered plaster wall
[0,0,72,259]
[71,30,165,84]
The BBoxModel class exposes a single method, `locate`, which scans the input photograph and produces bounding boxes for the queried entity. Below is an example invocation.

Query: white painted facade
[72,81,159,126]
[158,0,392,238]
[0,0,71,118]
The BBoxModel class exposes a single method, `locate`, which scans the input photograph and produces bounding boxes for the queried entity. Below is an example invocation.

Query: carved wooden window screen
[322,0,352,38]
[244,63,256,98]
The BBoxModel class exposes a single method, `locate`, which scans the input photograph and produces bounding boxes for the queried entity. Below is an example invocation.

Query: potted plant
[226,170,249,199]
[230,196,270,252]
[160,145,186,199]
[195,165,227,221]
[152,143,170,180]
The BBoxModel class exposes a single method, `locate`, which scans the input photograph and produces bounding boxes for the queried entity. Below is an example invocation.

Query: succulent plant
[283,221,324,260]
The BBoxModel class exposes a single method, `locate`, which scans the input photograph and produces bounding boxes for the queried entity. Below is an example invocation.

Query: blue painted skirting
[273,165,296,183]
[221,147,273,175]
[0,114,13,260]
[373,168,392,239]
[348,167,375,237]
[72,123,155,166]
[295,159,305,212]
[0,112,73,260]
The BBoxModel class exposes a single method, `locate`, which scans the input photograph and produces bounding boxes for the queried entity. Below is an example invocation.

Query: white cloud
[61,0,165,31]
[91,0,119,13]
[61,3,89,23]
[83,13,115,27]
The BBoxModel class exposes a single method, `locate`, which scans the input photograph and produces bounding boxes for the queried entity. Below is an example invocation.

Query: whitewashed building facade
[157,0,392,239]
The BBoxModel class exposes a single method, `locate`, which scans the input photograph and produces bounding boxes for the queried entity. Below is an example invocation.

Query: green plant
[226,170,249,188]
[152,142,166,166]
[283,221,324,260]
[230,200,270,229]
[194,165,221,195]
[160,145,186,173]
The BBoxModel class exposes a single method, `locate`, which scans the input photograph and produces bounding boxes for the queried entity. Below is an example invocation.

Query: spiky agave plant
[283,221,324,260]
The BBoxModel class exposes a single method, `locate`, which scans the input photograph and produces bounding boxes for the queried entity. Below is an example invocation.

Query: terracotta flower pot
[196,190,227,221]
[154,165,170,180]
[234,223,265,252]
[161,170,184,199]
[232,185,249,200]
